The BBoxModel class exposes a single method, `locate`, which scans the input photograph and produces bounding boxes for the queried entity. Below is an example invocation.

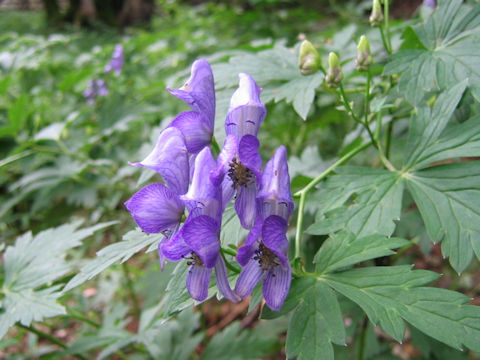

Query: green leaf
[307,167,404,237]
[64,229,162,292]
[200,320,280,360]
[285,281,346,360]
[213,43,324,120]
[403,81,467,170]
[384,0,480,104]
[313,232,410,274]
[323,265,480,351]
[407,114,480,170]
[0,221,116,339]
[405,162,480,273]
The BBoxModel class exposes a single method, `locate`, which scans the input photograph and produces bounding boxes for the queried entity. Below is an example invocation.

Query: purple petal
[160,228,191,261]
[182,215,220,268]
[236,216,262,266]
[168,59,215,127]
[187,265,212,301]
[182,147,221,218]
[258,146,294,220]
[215,256,241,302]
[129,127,189,195]
[263,262,291,311]
[124,183,184,234]
[169,111,212,154]
[210,135,238,187]
[235,181,258,230]
[225,73,266,138]
[262,215,289,266]
[220,176,235,212]
[238,135,262,178]
[234,257,264,299]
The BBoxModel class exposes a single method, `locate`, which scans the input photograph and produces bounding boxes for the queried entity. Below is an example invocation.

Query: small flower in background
[105,44,124,76]
[167,59,216,154]
[83,79,108,105]
[423,0,436,9]
[211,73,266,229]
[369,0,383,27]
[235,146,293,311]
[161,147,240,302]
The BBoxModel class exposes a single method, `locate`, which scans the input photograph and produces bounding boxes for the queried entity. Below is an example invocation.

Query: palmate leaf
[285,280,346,360]
[323,266,480,352]
[212,43,324,120]
[0,221,116,339]
[307,167,404,237]
[384,0,480,104]
[405,162,480,273]
[64,229,162,292]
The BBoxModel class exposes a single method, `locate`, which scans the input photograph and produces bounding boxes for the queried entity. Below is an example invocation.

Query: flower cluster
[125,59,293,311]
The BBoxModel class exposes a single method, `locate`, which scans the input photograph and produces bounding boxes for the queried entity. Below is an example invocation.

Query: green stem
[0,150,34,168]
[339,83,363,125]
[293,141,373,270]
[379,27,392,55]
[385,119,393,159]
[19,324,87,360]
[122,262,141,319]
[364,71,371,126]
[221,247,237,257]
[210,136,221,156]
[220,250,241,273]
[356,317,368,360]
[66,308,100,328]
[384,0,392,52]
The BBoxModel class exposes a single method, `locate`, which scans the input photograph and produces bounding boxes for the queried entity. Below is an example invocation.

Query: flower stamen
[228,157,253,189]
[253,243,280,271]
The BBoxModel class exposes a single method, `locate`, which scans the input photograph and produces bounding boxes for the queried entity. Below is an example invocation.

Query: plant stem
[66,308,100,328]
[220,250,240,273]
[364,71,371,126]
[0,150,34,168]
[122,262,141,319]
[211,136,221,156]
[356,317,368,360]
[19,324,87,360]
[385,119,393,159]
[339,83,363,125]
[221,247,237,257]
[384,0,392,52]
[293,141,372,267]
[379,27,392,55]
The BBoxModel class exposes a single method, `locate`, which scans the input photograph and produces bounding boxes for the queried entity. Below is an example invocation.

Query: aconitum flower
[161,147,239,302]
[125,127,189,267]
[83,79,108,105]
[105,44,124,76]
[167,59,215,154]
[211,73,266,229]
[235,146,293,311]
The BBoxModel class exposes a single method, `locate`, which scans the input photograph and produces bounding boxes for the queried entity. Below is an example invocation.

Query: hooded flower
[105,44,124,76]
[83,79,108,105]
[161,147,239,302]
[126,127,189,268]
[234,146,293,311]
[211,73,266,229]
[167,59,216,154]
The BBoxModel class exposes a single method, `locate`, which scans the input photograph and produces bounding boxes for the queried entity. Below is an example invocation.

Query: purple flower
[168,59,216,154]
[126,127,189,268]
[211,73,266,229]
[105,44,124,76]
[161,147,239,302]
[83,79,108,105]
[234,146,293,311]
[423,0,436,9]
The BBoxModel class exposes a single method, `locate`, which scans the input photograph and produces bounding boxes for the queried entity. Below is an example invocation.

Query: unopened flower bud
[369,0,383,27]
[325,52,343,88]
[298,40,321,76]
[356,35,373,71]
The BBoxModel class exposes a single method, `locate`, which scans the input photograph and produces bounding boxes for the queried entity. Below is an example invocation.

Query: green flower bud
[325,52,343,88]
[369,0,383,27]
[298,40,321,76]
[356,35,373,71]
